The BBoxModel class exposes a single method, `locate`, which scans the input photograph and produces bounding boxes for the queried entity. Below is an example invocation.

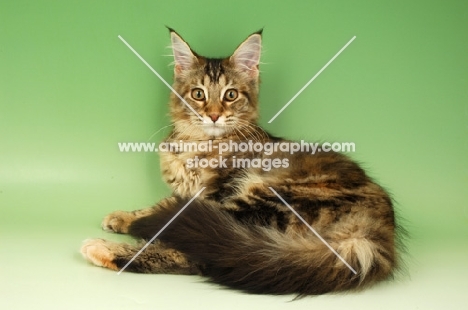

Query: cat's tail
[131,198,398,296]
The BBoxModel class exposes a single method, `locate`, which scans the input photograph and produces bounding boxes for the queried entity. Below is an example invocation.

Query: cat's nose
[209,113,220,123]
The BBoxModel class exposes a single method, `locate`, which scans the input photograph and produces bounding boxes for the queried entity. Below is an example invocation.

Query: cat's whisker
[222,119,252,140]
[186,118,203,140]
[234,119,266,143]
[233,127,251,145]
[167,119,194,141]
[236,124,259,144]
[165,123,182,141]
[172,119,198,141]
[236,119,270,140]
[147,124,174,142]
[231,128,242,143]
[241,123,264,143]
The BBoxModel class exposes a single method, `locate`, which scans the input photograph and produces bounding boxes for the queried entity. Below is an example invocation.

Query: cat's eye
[191,88,205,101]
[224,89,238,102]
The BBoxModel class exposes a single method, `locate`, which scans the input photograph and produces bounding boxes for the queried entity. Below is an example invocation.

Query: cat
[81,28,404,296]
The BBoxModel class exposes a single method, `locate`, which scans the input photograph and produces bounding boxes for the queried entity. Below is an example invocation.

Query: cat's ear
[169,29,198,74]
[230,31,262,78]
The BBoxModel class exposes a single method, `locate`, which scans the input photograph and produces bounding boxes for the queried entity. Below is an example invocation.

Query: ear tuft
[170,30,197,74]
[230,33,262,77]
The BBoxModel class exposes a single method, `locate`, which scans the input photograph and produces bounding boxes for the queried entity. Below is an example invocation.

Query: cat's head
[168,29,262,139]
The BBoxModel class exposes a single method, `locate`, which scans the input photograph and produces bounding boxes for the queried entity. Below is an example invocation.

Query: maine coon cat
[81,29,404,296]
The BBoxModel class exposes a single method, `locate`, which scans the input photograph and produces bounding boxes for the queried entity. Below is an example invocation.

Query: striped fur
[81,29,405,296]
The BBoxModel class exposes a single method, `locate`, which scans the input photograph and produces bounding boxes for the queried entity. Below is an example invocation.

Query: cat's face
[169,30,262,139]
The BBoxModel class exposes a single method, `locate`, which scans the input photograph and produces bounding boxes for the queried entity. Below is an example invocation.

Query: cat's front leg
[160,150,209,197]
[81,238,201,275]
[102,210,137,233]
[102,197,178,234]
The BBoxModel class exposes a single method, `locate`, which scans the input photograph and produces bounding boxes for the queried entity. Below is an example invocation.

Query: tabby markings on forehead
[204,59,225,83]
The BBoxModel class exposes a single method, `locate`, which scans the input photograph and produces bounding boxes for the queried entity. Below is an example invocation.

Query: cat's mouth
[202,123,227,137]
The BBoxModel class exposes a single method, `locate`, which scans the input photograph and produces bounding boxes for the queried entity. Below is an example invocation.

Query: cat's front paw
[101,210,135,234]
[80,239,119,271]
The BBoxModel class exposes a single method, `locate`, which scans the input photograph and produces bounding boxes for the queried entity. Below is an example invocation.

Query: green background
[1,0,467,309]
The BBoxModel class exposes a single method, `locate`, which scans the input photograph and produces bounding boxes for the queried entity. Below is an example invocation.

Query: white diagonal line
[268,187,357,274]
[117,187,206,275]
[268,36,356,123]
[118,35,205,123]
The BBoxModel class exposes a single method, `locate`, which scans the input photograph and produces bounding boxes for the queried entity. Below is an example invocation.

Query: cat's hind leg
[80,238,200,275]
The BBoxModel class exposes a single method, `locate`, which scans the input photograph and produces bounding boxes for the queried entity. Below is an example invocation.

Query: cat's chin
[202,125,226,138]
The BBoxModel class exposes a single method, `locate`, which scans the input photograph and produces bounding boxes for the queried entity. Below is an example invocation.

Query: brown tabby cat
[81,29,404,296]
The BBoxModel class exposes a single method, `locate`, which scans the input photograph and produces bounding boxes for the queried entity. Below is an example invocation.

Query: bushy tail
[131,198,396,295]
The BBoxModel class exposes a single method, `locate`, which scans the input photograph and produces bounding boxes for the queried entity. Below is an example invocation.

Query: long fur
[129,198,393,296]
